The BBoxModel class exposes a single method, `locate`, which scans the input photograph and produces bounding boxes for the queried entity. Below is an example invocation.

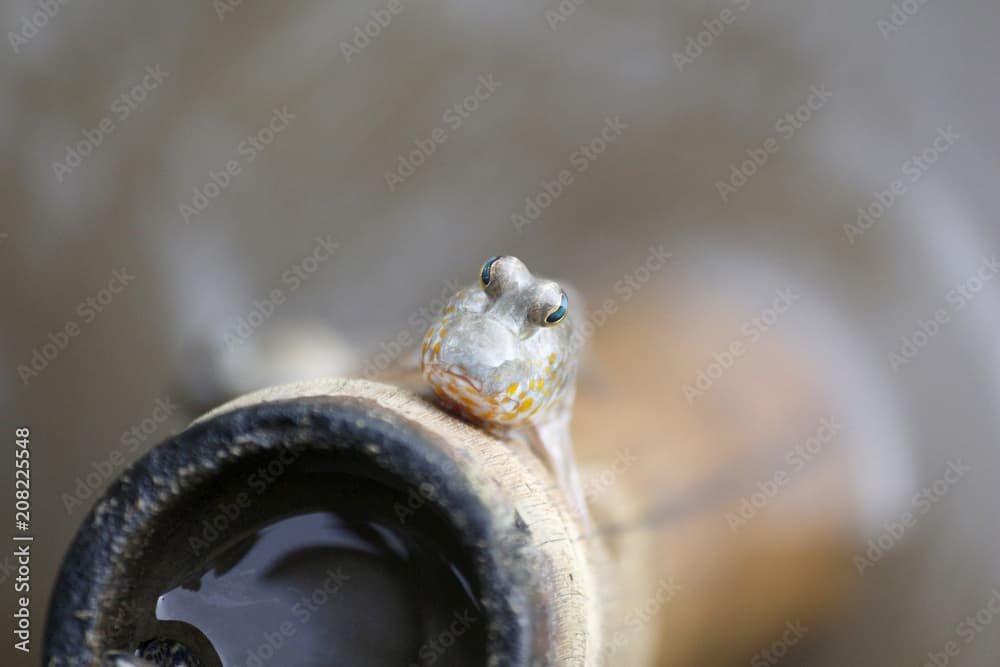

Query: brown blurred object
[573,294,858,666]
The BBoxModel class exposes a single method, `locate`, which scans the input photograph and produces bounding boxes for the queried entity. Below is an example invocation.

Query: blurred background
[3,0,1000,664]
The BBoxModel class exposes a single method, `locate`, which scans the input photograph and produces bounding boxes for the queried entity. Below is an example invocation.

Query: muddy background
[3,0,1000,665]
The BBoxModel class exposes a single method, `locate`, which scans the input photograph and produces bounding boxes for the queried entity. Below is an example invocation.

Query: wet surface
[150,470,484,667]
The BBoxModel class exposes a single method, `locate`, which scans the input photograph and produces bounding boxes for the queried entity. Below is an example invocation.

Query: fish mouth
[427,362,529,420]
[443,365,484,394]
[446,365,527,414]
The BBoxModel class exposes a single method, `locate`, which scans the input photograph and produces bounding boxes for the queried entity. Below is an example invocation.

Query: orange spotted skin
[420,257,578,428]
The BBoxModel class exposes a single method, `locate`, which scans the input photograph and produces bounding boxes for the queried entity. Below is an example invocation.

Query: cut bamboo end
[46,378,629,666]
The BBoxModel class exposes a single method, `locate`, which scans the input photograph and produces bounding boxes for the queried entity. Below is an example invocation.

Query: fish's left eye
[543,291,568,326]
[481,256,502,287]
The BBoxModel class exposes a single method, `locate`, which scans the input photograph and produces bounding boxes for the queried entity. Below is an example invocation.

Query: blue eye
[544,291,568,326]
[481,256,502,286]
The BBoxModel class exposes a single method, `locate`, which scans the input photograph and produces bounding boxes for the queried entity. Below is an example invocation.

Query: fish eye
[480,256,503,287]
[543,290,569,326]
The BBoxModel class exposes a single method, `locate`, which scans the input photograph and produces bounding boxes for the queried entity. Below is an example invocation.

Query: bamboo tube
[44,379,630,666]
